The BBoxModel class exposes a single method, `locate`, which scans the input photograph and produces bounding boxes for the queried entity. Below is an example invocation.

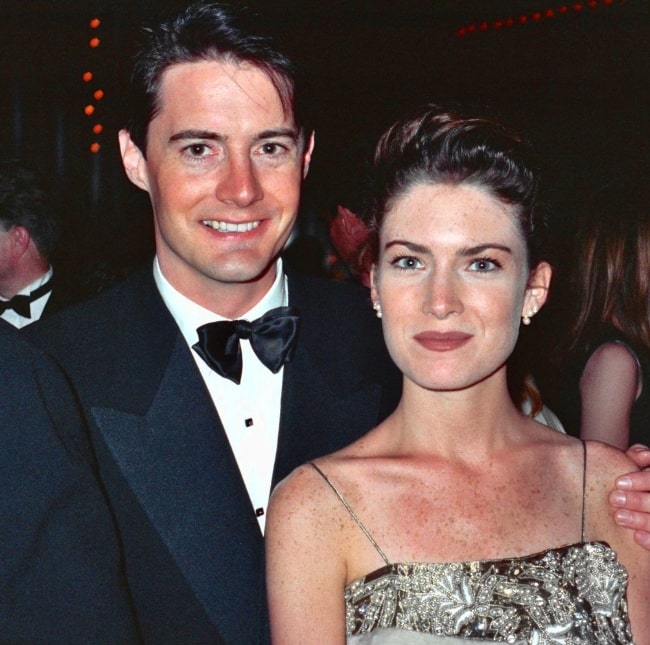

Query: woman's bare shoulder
[269,462,325,514]
[268,456,355,525]
[586,439,638,483]
[583,341,639,383]
[584,440,638,539]
[584,441,650,642]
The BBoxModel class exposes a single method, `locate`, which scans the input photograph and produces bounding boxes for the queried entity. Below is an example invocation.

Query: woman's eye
[469,258,500,272]
[392,256,422,270]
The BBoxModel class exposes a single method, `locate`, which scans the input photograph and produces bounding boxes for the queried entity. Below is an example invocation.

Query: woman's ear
[522,261,552,319]
[370,264,378,303]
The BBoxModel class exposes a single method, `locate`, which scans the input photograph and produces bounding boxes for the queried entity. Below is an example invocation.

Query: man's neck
[155,257,282,320]
[0,264,51,299]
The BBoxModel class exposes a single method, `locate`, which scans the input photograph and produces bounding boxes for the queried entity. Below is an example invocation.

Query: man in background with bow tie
[0,160,62,327]
[25,2,650,643]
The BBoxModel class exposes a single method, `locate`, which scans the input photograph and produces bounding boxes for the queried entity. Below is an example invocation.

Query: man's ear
[301,131,315,179]
[9,226,30,258]
[118,129,150,192]
[522,261,552,318]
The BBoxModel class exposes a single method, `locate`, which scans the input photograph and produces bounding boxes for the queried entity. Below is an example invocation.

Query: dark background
[0,0,648,287]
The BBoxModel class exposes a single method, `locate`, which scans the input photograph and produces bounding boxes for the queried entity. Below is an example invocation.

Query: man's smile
[201,220,261,233]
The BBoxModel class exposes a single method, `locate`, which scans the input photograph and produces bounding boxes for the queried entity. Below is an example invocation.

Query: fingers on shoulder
[586,440,641,546]
[625,443,650,470]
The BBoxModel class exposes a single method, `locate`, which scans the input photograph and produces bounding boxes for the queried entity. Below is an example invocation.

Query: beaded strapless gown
[309,463,634,644]
[345,541,631,643]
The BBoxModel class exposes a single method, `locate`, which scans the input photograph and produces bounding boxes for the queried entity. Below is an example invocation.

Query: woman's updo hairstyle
[359,105,546,273]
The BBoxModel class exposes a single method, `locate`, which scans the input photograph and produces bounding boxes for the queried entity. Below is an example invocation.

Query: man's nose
[215,155,263,207]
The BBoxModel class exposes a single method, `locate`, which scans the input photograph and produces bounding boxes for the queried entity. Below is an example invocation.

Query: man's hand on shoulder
[610,444,650,549]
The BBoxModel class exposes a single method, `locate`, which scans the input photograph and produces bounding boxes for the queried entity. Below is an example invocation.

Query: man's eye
[260,142,287,155]
[184,144,211,157]
[183,143,213,159]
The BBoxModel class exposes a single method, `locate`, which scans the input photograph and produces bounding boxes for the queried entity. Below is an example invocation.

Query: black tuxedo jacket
[1,271,71,328]
[42,269,90,319]
[0,324,139,642]
[26,265,401,644]
[41,274,71,318]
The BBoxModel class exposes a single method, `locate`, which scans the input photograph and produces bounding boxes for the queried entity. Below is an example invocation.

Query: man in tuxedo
[0,161,72,327]
[25,2,650,643]
[27,3,399,642]
[0,321,139,641]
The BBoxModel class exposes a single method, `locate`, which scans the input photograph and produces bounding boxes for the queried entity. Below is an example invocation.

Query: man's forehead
[157,59,294,117]
[150,64,296,143]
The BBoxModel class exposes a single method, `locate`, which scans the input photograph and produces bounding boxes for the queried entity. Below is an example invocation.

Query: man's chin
[205,257,279,286]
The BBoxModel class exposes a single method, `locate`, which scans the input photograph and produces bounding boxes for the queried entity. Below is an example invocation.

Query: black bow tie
[0,279,53,318]
[193,306,300,385]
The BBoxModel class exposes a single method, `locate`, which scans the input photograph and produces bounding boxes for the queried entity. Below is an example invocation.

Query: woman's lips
[413,331,473,352]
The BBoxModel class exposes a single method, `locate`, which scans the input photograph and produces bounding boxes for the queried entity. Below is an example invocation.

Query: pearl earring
[372,301,382,319]
[522,305,538,326]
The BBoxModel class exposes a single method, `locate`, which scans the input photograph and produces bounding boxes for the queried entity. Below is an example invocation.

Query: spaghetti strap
[580,440,587,542]
[309,462,390,565]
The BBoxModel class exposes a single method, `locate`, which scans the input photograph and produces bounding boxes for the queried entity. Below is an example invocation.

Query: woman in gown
[265,106,650,643]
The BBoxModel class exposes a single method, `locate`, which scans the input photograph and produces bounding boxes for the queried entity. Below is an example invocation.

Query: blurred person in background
[0,160,72,327]
[555,182,650,449]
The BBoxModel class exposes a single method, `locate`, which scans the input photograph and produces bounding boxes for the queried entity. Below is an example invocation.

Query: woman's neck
[385,372,527,459]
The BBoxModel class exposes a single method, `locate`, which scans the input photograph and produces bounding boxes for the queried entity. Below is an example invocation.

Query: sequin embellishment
[345,542,632,643]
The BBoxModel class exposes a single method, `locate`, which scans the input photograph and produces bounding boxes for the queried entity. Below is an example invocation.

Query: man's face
[120,59,313,313]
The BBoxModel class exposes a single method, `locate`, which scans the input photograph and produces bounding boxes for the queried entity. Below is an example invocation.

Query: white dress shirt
[0,267,53,329]
[154,258,286,533]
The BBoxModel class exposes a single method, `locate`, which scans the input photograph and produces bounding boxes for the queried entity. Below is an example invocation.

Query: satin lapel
[91,335,265,644]
[273,272,386,482]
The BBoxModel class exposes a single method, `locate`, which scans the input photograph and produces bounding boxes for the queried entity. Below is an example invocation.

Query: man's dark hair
[0,161,59,259]
[127,1,309,155]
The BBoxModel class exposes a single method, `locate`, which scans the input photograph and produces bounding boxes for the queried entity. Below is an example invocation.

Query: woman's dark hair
[359,105,546,273]
[127,1,308,154]
[563,182,650,360]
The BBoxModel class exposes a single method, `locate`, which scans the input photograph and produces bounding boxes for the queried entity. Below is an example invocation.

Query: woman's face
[371,182,550,393]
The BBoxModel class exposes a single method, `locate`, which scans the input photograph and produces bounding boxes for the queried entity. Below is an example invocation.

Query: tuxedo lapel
[276,344,383,481]
[91,334,266,644]
[273,270,398,483]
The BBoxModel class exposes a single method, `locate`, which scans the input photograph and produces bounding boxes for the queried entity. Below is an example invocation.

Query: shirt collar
[153,257,287,346]
[1,266,53,301]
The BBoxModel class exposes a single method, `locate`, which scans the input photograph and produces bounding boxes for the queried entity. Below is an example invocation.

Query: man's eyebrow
[169,130,224,143]
[168,128,299,144]
[255,128,299,142]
